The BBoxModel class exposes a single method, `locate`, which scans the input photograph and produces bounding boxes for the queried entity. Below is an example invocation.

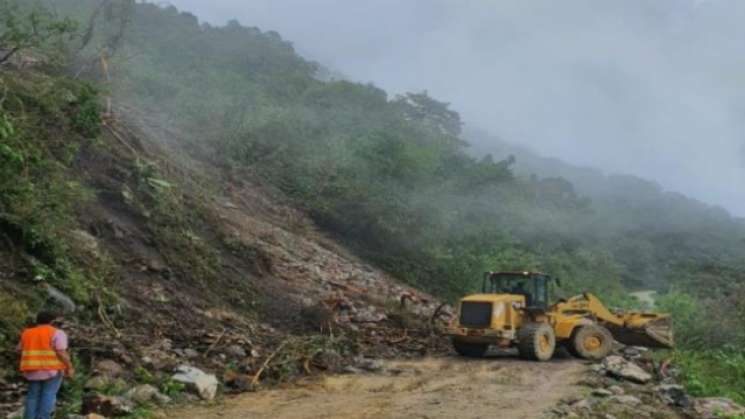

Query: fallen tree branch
[430,302,450,335]
[251,340,288,386]
[388,328,409,344]
[0,47,20,65]
[202,328,227,358]
[96,294,121,338]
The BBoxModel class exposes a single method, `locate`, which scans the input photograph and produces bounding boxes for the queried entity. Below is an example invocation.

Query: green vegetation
[1,0,744,409]
[0,69,101,302]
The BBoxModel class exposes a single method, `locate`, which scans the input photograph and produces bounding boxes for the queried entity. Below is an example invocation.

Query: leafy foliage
[0,0,77,65]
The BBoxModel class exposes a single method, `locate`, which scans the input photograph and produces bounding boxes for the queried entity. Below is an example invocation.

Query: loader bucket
[608,314,674,349]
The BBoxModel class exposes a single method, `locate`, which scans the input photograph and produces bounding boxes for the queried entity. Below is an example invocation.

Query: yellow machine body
[447,272,673,360]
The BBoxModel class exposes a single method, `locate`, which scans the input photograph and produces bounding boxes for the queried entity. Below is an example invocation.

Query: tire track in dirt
[169,354,586,419]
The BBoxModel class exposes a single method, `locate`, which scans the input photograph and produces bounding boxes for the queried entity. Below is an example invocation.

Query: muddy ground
[168,353,585,419]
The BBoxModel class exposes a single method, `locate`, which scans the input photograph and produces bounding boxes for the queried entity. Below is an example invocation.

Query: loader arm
[553,293,673,349]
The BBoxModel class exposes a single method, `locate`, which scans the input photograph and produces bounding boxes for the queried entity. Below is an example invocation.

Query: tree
[0,0,77,65]
[393,91,463,138]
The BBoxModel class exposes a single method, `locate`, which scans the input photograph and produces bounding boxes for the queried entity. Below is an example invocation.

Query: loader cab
[482,272,557,310]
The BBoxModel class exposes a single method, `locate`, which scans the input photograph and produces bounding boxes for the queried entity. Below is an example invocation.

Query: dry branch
[251,340,288,386]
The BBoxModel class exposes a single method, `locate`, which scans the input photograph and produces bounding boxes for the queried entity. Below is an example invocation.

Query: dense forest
[1,0,744,406]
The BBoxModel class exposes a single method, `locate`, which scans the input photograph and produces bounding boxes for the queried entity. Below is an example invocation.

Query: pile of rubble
[550,346,745,419]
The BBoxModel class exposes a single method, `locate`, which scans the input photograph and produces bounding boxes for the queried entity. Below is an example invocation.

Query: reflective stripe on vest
[19,325,66,372]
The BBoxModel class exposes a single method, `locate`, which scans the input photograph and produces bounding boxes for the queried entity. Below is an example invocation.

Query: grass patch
[675,349,745,405]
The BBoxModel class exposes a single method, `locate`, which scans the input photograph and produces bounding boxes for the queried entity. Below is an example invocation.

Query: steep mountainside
[0,67,446,416]
[1,0,744,414]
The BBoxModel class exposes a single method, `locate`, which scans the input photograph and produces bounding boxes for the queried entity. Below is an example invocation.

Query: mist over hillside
[1,1,745,414]
[167,0,745,216]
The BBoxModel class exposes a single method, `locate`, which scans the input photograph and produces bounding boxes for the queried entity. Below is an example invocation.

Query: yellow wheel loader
[447,272,673,361]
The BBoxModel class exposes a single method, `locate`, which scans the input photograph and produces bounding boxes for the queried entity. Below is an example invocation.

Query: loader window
[533,277,548,309]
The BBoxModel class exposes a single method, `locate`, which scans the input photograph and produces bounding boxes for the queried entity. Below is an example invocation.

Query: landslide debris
[0,66,451,417]
[550,345,745,419]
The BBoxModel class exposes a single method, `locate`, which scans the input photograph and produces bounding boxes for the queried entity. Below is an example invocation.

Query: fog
[166,0,745,216]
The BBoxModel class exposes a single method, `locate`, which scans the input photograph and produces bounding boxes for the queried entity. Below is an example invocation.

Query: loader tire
[517,323,556,361]
[452,340,488,358]
[570,324,613,360]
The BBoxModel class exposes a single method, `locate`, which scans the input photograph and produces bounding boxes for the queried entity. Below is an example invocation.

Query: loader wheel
[452,340,488,358]
[517,323,556,361]
[570,325,613,360]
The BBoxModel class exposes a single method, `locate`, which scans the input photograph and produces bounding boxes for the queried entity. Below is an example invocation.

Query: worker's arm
[55,349,75,378]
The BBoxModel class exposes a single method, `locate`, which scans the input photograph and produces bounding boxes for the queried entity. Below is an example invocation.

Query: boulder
[183,349,199,359]
[70,229,100,256]
[84,375,114,391]
[124,384,171,405]
[352,308,387,323]
[354,357,384,373]
[94,360,124,378]
[43,284,77,313]
[655,384,691,408]
[342,365,364,374]
[609,395,642,406]
[570,399,592,410]
[694,397,745,419]
[591,388,613,398]
[607,385,625,395]
[82,393,134,417]
[601,356,652,384]
[172,366,219,401]
[5,407,23,419]
[620,346,648,360]
[224,345,247,359]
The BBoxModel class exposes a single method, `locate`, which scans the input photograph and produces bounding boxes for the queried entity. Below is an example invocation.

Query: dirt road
[170,354,586,419]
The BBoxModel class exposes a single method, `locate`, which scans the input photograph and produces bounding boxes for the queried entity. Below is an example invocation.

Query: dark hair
[35,311,59,325]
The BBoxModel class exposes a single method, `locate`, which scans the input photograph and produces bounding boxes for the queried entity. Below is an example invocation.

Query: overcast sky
[166,0,745,215]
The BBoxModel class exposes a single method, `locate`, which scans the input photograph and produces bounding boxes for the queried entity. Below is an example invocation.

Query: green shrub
[675,350,745,405]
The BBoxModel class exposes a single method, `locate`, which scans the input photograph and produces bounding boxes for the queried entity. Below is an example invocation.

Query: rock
[225,345,247,359]
[124,384,171,405]
[351,308,387,323]
[172,366,219,401]
[589,363,605,373]
[601,356,652,384]
[591,388,613,397]
[84,376,112,391]
[570,399,592,410]
[342,365,364,374]
[6,407,23,419]
[141,350,174,371]
[94,360,124,378]
[43,283,77,313]
[70,229,101,258]
[183,348,199,359]
[607,385,625,395]
[621,346,648,360]
[694,397,745,419]
[655,384,691,408]
[609,395,642,406]
[354,357,384,373]
[82,393,134,417]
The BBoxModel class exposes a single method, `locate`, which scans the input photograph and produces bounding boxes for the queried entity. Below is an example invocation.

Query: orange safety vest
[19,325,66,372]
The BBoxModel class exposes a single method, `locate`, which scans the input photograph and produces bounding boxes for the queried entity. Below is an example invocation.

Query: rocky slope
[0,68,449,417]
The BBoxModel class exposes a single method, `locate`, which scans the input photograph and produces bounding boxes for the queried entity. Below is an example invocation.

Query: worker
[18,311,74,419]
